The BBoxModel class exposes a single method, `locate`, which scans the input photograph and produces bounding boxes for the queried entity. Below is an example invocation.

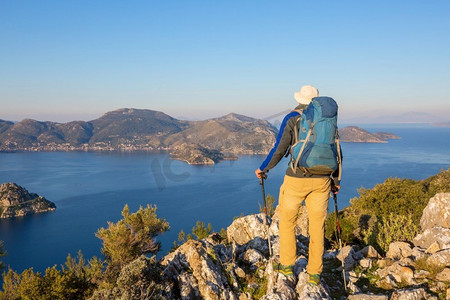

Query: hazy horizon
[0,106,447,125]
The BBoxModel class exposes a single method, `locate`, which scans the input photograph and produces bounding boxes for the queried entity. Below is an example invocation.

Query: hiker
[255,85,341,286]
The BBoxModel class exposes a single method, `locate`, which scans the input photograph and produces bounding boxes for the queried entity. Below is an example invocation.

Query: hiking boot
[273,263,294,276]
[308,273,320,286]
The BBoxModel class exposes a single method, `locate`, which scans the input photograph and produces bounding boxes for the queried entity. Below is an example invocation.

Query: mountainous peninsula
[0,109,400,163]
[0,183,56,218]
[0,109,277,164]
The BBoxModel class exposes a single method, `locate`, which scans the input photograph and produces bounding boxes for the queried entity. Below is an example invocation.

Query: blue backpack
[290,97,342,180]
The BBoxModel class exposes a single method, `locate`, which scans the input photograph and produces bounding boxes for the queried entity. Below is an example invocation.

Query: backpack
[290,97,342,180]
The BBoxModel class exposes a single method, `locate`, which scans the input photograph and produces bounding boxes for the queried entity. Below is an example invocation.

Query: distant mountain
[339,126,400,143]
[164,113,277,154]
[0,109,277,156]
[432,121,450,127]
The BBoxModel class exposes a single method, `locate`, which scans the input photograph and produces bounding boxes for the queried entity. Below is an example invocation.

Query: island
[169,143,238,165]
[339,126,400,143]
[0,183,56,218]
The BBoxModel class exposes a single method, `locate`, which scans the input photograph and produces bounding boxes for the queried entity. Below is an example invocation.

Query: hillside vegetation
[325,168,450,253]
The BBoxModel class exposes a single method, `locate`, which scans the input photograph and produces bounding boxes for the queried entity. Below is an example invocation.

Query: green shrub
[325,211,356,246]
[0,252,100,300]
[334,169,450,249]
[350,177,428,224]
[414,257,446,278]
[363,213,419,253]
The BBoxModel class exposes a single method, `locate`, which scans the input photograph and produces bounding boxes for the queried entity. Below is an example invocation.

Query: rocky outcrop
[413,193,450,257]
[419,193,450,230]
[162,239,238,300]
[0,183,56,218]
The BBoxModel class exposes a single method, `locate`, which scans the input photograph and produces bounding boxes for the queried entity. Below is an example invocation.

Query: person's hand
[331,184,340,194]
[255,168,265,179]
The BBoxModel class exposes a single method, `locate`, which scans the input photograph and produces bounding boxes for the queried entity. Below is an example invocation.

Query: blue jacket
[259,104,341,185]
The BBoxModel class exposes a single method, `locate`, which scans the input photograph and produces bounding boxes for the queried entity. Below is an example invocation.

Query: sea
[0,124,449,274]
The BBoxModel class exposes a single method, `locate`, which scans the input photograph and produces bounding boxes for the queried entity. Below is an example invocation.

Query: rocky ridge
[0,183,56,218]
[93,193,450,299]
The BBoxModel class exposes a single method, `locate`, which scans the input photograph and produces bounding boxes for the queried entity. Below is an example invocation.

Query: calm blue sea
[0,124,449,273]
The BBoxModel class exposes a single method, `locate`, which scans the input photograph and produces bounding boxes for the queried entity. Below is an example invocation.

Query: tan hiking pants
[278,175,331,275]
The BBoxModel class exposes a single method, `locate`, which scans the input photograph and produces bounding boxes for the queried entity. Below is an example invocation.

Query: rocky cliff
[0,183,56,218]
[91,193,450,299]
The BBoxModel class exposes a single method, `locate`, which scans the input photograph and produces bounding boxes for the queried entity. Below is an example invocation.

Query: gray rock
[390,287,437,300]
[295,272,331,300]
[359,258,374,269]
[357,245,381,259]
[410,246,428,261]
[234,266,246,279]
[264,258,297,300]
[348,281,362,294]
[245,236,270,257]
[427,248,450,267]
[386,241,412,260]
[347,294,388,300]
[414,269,430,280]
[293,256,308,276]
[242,248,265,265]
[376,261,416,286]
[420,193,450,231]
[323,250,338,260]
[260,293,285,300]
[337,245,358,271]
[413,227,450,250]
[227,214,269,245]
[162,240,237,300]
[435,267,450,282]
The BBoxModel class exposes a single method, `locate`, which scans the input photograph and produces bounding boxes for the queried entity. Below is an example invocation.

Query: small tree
[95,204,169,273]
[259,194,276,218]
[191,221,212,240]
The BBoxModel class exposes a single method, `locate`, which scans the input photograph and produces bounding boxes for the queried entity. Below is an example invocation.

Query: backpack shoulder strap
[335,130,342,182]
[290,109,302,144]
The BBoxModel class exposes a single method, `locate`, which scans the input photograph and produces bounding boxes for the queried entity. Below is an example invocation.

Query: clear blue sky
[1,1,449,122]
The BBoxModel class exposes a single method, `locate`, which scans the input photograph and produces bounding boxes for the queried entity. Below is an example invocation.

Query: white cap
[294,85,319,104]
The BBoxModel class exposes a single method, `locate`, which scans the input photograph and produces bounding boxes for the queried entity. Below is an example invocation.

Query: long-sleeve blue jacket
[259,104,341,185]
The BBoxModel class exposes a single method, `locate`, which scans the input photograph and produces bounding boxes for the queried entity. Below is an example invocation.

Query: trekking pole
[332,191,347,292]
[260,173,273,257]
